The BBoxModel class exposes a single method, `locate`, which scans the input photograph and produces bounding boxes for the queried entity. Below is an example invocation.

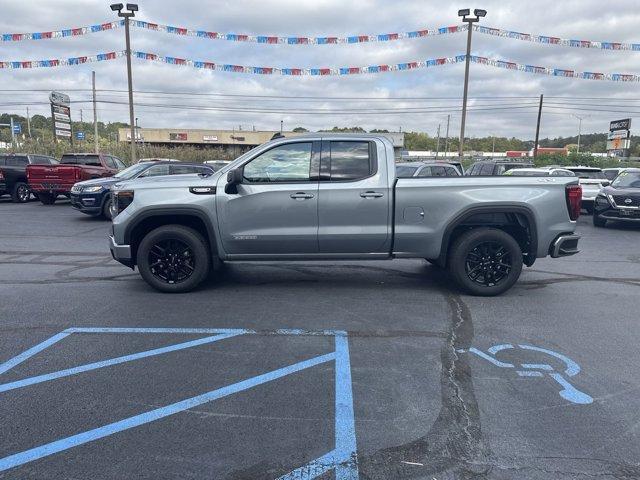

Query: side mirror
[225,167,243,194]
[601,180,610,187]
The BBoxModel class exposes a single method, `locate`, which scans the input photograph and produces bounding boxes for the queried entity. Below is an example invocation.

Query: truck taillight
[75,169,81,180]
[566,184,582,221]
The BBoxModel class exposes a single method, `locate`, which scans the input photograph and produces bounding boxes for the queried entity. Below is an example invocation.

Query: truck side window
[417,167,433,177]
[430,166,447,177]
[329,141,373,181]
[480,164,495,175]
[243,142,312,183]
[7,157,28,167]
[141,164,171,177]
[103,157,117,169]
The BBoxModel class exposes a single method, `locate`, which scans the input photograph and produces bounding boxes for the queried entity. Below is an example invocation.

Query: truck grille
[611,194,640,208]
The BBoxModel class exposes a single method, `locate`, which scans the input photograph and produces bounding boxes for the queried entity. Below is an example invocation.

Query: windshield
[61,154,101,166]
[612,171,640,188]
[396,165,419,177]
[115,163,150,179]
[569,169,605,179]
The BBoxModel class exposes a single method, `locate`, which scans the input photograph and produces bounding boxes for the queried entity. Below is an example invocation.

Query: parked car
[400,157,464,175]
[602,167,630,181]
[71,161,213,219]
[564,166,609,213]
[395,162,462,178]
[504,167,575,177]
[0,153,58,203]
[27,153,126,205]
[466,159,534,176]
[109,134,581,296]
[593,168,640,227]
[203,160,232,171]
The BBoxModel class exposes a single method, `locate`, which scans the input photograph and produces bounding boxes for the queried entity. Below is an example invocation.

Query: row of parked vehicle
[0,153,219,219]
[396,158,640,229]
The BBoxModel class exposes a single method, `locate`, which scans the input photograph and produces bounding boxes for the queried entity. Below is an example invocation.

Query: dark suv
[466,159,534,176]
[0,154,58,203]
[70,161,214,219]
[593,168,640,227]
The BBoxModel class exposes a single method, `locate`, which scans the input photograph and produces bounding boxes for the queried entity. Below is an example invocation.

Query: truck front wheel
[137,225,210,293]
[448,228,523,296]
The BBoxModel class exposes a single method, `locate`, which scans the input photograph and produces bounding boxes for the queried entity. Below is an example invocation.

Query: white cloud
[1,0,639,138]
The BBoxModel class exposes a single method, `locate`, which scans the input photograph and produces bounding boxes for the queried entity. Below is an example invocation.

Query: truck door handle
[360,191,384,198]
[290,192,314,200]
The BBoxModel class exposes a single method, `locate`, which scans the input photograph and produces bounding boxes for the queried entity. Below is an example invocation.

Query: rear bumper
[109,235,133,267]
[550,234,580,258]
[29,182,74,194]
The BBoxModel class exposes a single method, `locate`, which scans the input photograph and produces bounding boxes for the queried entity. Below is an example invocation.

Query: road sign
[50,91,72,143]
[12,124,21,134]
[607,138,631,151]
[76,132,85,140]
[55,129,72,138]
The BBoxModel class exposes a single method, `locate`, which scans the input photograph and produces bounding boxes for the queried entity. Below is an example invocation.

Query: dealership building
[118,128,405,158]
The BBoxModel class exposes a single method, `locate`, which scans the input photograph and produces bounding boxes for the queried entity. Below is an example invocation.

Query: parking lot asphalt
[1,198,639,480]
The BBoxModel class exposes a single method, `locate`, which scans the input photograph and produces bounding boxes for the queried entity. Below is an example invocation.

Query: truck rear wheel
[137,225,210,293]
[37,192,56,205]
[448,228,523,296]
[11,182,30,203]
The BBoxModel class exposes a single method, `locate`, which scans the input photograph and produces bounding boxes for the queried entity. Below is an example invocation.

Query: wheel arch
[124,207,218,266]
[436,205,538,268]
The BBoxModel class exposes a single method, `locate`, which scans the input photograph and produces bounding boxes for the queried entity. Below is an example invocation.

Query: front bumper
[70,192,103,214]
[109,235,133,267]
[594,196,640,222]
[550,234,580,258]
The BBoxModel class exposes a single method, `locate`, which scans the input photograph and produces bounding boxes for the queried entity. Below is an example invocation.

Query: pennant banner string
[1,50,639,82]
[2,19,638,51]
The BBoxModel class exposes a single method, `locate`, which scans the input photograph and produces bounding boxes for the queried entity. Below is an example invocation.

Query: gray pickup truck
[109,134,581,296]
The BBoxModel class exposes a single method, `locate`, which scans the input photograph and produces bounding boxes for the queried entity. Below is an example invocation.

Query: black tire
[102,196,113,220]
[593,213,606,228]
[137,225,210,293]
[448,228,523,296]
[11,182,30,203]
[38,192,56,205]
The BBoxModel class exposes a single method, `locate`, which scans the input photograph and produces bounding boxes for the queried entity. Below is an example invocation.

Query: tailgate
[27,165,79,182]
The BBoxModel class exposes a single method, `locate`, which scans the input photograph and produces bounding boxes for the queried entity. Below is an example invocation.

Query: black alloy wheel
[148,239,196,284]
[464,241,512,287]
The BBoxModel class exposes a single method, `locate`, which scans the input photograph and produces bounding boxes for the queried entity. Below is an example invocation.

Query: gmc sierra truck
[27,153,125,204]
[109,134,581,296]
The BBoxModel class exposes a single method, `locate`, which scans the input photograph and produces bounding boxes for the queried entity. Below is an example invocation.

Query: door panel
[318,140,391,253]
[216,141,320,255]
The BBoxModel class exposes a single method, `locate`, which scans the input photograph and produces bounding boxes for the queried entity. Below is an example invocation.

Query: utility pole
[457,8,487,159]
[92,71,99,153]
[534,94,543,160]
[492,136,496,155]
[26,107,31,138]
[573,114,587,154]
[280,120,283,133]
[111,3,139,162]
[444,114,450,156]
[435,124,441,158]
[80,109,83,124]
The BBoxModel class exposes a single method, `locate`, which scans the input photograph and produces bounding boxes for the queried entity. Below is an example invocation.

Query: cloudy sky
[2,0,639,139]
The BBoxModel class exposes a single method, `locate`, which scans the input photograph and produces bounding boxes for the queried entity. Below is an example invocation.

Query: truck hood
[112,172,222,191]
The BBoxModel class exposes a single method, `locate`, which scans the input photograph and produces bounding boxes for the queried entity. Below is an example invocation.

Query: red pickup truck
[27,153,125,204]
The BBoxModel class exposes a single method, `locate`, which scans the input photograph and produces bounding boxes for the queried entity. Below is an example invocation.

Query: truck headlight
[112,190,134,216]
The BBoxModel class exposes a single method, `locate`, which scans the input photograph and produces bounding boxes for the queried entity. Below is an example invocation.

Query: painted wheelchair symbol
[458,344,593,405]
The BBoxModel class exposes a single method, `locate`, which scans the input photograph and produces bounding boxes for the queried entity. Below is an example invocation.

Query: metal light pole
[111,3,138,163]
[435,124,441,158]
[444,114,450,156]
[457,8,486,159]
[92,71,99,153]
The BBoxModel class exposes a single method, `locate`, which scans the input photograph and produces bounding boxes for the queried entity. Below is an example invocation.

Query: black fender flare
[436,204,538,266]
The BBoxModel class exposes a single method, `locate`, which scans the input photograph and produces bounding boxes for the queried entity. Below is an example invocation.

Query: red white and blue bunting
[1,50,639,82]
[0,21,123,42]
[2,19,638,52]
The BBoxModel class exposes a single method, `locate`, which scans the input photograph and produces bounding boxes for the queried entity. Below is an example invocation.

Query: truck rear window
[61,155,101,166]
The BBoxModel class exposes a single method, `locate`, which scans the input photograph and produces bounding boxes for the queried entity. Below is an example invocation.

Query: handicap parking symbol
[458,343,593,405]
[0,327,359,479]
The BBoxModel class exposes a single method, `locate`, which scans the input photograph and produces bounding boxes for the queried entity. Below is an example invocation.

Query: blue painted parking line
[0,327,359,479]
[0,333,240,394]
